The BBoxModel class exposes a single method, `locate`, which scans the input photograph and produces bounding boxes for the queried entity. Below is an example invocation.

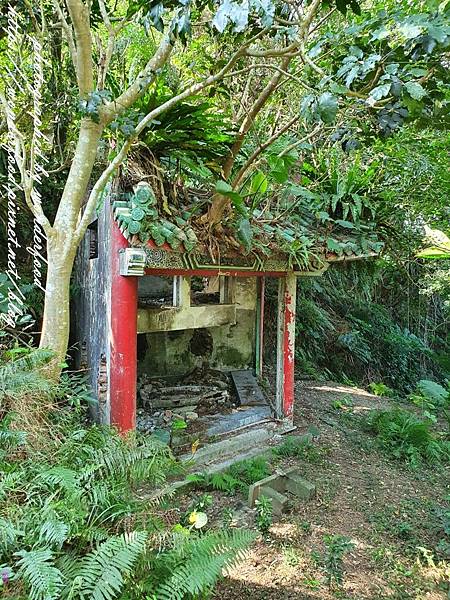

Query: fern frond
[0,348,54,376]
[0,428,27,451]
[0,471,22,501]
[86,437,172,486]
[38,519,69,550]
[0,349,56,399]
[15,548,63,600]
[67,531,147,600]
[208,472,240,492]
[39,467,80,495]
[154,529,256,600]
[0,517,23,555]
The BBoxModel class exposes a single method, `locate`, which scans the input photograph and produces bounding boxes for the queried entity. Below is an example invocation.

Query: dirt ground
[180,380,450,600]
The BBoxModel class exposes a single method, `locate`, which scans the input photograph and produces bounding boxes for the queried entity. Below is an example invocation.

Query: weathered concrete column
[109,215,138,432]
[255,277,265,377]
[275,273,297,420]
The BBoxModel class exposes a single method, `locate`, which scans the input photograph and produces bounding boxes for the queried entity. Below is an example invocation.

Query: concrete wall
[137,277,257,377]
[72,197,111,423]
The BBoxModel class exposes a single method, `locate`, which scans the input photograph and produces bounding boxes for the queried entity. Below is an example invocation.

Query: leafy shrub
[332,394,354,410]
[228,457,270,487]
[322,535,355,588]
[188,457,270,496]
[273,435,326,464]
[255,495,273,533]
[0,273,40,341]
[416,379,449,406]
[0,353,256,600]
[368,382,393,397]
[264,263,449,394]
[367,408,449,465]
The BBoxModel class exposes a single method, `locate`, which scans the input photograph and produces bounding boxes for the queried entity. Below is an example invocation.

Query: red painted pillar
[109,217,138,432]
[276,273,297,420]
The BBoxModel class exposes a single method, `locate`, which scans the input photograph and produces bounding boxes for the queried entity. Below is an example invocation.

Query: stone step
[181,426,274,471]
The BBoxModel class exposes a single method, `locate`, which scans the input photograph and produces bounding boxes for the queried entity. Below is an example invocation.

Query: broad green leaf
[385,64,399,75]
[405,81,426,100]
[398,23,423,39]
[369,83,392,101]
[327,238,343,253]
[317,92,338,124]
[249,171,268,195]
[427,24,449,43]
[236,218,253,250]
[215,180,233,194]
[335,219,355,229]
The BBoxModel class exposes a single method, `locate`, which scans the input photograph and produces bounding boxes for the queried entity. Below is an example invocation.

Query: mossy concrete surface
[137,277,257,377]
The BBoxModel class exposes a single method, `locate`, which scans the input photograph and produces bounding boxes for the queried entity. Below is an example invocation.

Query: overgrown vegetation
[366,408,449,467]
[187,457,271,496]
[270,258,449,395]
[0,352,255,599]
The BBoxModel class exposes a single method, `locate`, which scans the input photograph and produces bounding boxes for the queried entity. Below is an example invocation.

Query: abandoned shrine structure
[74,178,377,448]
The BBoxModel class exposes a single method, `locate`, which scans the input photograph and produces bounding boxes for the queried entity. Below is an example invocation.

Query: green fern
[39,467,81,496]
[0,428,27,451]
[0,349,55,399]
[66,531,147,600]
[153,529,257,600]
[15,548,63,600]
[416,380,449,406]
[0,471,22,501]
[0,517,23,554]
[368,408,448,465]
[208,472,241,493]
[38,520,70,550]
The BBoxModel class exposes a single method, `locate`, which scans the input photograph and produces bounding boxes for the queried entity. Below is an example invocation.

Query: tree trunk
[208,56,292,225]
[38,120,104,377]
[39,239,76,378]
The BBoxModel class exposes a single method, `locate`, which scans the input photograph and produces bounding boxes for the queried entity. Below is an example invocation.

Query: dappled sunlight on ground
[212,380,449,599]
[309,383,375,397]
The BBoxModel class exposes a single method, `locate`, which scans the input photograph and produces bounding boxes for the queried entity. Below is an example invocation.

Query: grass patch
[365,408,450,466]
[272,435,328,464]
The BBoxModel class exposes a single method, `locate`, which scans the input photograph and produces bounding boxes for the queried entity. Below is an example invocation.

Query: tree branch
[96,0,126,89]
[278,124,321,157]
[232,114,301,189]
[53,0,77,68]
[75,37,256,239]
[0,91,53,236]
[100,33,175,125]
[65,0,94,96]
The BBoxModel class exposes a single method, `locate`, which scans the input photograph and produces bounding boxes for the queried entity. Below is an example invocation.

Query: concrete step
[180,425,275,472]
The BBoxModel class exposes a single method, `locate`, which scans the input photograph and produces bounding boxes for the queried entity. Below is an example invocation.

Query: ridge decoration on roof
[111,180,383,272]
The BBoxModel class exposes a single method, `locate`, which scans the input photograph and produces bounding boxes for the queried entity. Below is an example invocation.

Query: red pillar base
[109,216,138,433]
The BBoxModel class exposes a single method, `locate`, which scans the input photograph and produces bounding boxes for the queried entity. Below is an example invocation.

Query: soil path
[211,380,450,600]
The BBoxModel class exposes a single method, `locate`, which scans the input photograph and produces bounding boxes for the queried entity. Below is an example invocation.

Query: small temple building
[73,171,379,455]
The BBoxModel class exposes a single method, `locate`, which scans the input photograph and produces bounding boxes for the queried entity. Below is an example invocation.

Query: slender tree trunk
[39,120,103,376]
[208,56,292,225]
[39,241,76,377]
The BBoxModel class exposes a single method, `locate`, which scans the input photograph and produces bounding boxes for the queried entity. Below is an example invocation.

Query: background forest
[0,0,449,598]
[1,0,448,390]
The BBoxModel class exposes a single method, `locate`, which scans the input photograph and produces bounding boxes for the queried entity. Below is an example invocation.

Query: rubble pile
[136,366,236,434]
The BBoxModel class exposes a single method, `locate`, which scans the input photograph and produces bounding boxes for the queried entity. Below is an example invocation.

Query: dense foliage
[0,351,256,599]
